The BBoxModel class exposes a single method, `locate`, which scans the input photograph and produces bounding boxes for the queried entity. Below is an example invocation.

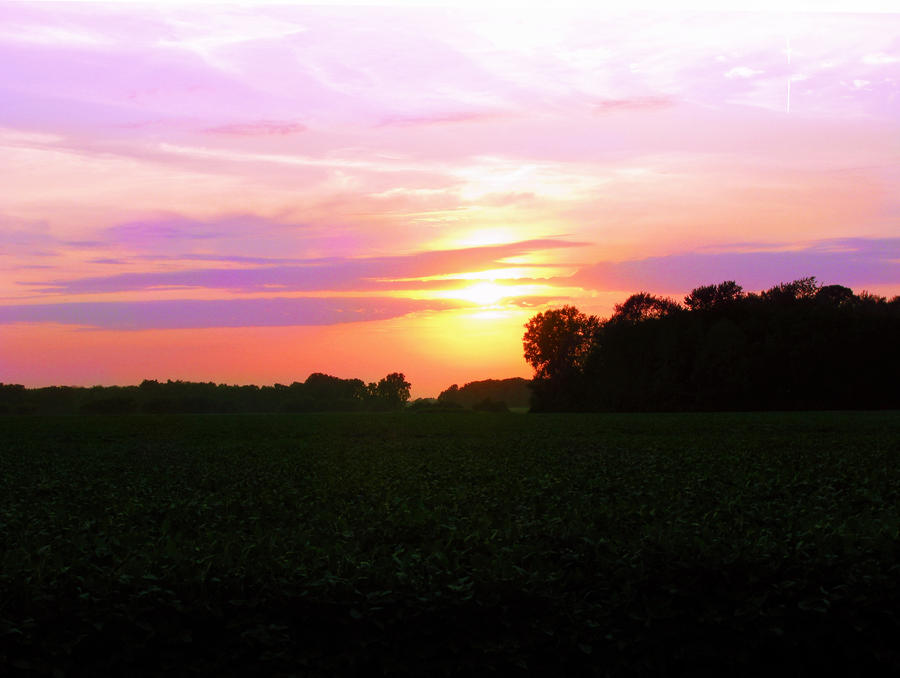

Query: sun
[456,282,508,306]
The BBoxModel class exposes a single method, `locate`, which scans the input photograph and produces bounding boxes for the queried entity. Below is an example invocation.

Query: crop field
[2,411,899,676]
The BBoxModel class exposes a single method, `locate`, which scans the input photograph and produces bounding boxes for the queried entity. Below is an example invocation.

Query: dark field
[2,412,899,676]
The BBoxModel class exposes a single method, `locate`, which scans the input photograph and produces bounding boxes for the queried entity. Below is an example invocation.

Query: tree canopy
[524,278,900,412]
[437,378,531,410]
[373,372,412,410]
[523,305,599,380]
[611,292,680,323]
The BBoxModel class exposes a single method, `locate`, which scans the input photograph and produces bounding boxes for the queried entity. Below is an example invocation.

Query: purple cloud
[139,253,319,265]
[573,238,900,294]
[22,238,585,295]
[93,214,322,260]
[103,214,280,244]
[87,257,128,265]
[0,296,464,330]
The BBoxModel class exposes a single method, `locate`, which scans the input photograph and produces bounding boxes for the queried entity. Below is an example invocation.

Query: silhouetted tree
[525,277,900,412]
[684,281,743,311]
[858,291,888,306]
[437,378,531,409]
[761,276,819,304]
[523,306,599,380]
[815,284,855,306]
[523,306,600,411]
[304,373,367,407]
[375,373,411,409]
[611,292,680,323]
[439,384,460,402]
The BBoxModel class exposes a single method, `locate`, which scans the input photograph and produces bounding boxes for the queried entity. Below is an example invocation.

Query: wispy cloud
[203,120,307,136]
[725,66,763,79]
[377,110,509,128]
[862,52,899,65]
[590,96,673,113]
[87,257,129,265]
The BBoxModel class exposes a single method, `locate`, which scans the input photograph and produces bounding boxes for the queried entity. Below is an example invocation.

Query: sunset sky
[2,2,899,396]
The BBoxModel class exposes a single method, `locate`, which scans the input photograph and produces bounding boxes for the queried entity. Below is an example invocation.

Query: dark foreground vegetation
[524,277,900,411]
[2,411,899,676]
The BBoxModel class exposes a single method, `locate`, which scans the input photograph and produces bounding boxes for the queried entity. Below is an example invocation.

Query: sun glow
[390,266,566,282]
[456,228,520,248]
[454,282,509,305]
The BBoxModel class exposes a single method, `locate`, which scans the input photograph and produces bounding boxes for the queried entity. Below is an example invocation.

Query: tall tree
[683,281,744,311]
[375,373,412,409]
[611,293,680,323]
[523,306,599,380]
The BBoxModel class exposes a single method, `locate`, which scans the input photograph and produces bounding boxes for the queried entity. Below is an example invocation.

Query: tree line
[436,378,531,411]
[523,278,900,411]
[0,372,411,415]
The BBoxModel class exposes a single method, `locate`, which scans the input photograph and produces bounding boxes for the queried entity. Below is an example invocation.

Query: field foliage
[1,412,899,675]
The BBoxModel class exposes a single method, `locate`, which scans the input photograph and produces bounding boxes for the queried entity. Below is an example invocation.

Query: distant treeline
[404,378,532,413]
[437,378,531,410]
[0,372,411,415]
[524,278,900,412]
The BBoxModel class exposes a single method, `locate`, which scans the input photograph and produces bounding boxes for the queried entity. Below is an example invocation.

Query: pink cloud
[590,96,673,113]
[377,110,509,128]
[20,236,585,295]
[203,120,307,136]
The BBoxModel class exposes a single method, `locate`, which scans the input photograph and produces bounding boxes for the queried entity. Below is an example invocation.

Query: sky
[1,3,899,397]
